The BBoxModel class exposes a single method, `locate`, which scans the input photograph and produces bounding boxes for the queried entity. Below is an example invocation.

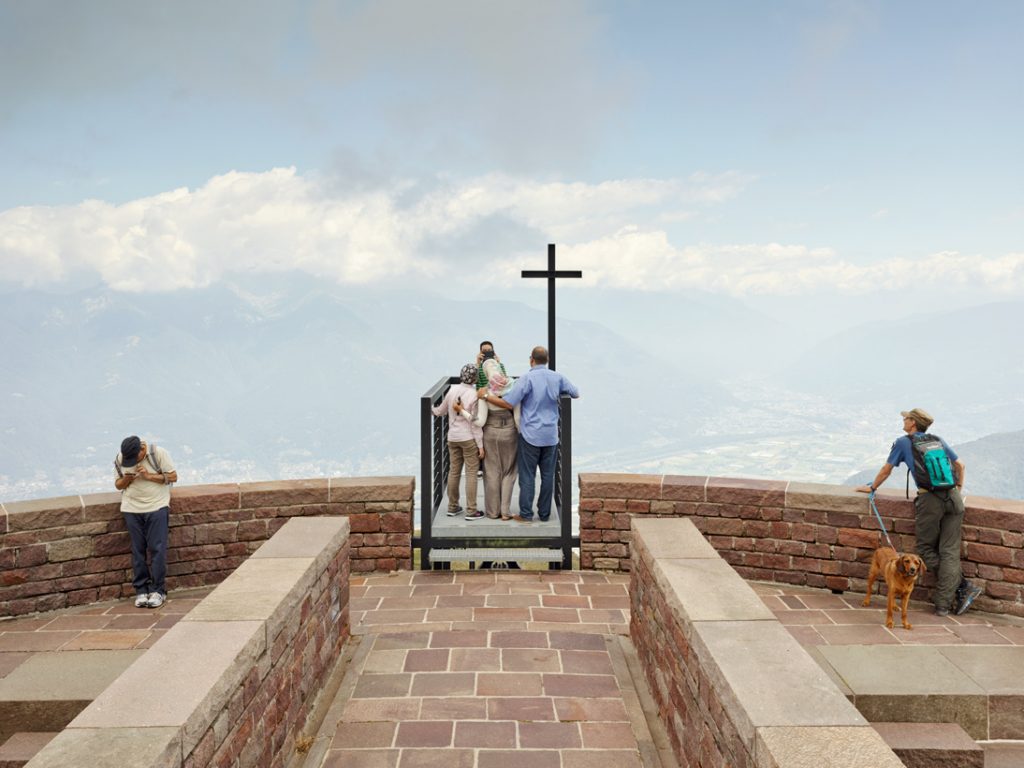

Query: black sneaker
[464,510,484,520]
[446,506,463,517]
[935,606,950,617]
[955,582,983,615]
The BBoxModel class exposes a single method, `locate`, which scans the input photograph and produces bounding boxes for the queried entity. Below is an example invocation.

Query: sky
[1,0,1023,303]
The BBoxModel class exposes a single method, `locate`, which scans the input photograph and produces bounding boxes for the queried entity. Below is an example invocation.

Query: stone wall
[630,517,904,768]
[580,473,1024,617]
[0,477,412,617]
[26,516,351,768]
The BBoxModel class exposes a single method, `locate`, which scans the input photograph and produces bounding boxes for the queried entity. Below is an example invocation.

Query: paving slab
[0,650,143,702]
[631,517,719,559]
[24,726,181,768]
[754,725,904,768]
[0,654,31,680]
[0,650,144,743]
[692,621,866,747]
[817,645,986,696]
[69,620,264,755]
[937,645,1024,694]
[817,645,988,739]
[983,741,1024,768]
[0,731,57,767]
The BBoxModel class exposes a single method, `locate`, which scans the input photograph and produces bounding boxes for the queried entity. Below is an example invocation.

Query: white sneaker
[146,593,166,609]
[134,593,150,608]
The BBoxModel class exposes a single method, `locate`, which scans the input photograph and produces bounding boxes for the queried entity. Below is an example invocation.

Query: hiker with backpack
[857,408,982,617]
[114,436,177,608]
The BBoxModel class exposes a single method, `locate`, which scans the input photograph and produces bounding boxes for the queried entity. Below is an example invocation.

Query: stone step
[0,732,58,768]
[872,722,983,768]
[0,650,142,744]
[817,645,1024,740]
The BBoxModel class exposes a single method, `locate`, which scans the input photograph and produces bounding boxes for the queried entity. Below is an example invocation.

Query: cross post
[521,243,582,370]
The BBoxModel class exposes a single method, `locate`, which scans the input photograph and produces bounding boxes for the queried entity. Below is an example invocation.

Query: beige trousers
[447,439,480,513]
[483,410,518,519]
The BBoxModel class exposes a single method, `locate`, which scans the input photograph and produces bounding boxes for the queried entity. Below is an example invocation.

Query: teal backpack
[909,433,956,492]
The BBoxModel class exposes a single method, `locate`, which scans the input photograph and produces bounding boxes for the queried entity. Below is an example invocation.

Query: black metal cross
[521,243,582,371]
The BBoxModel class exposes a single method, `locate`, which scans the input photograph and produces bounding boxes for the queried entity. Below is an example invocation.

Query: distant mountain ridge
[785,300,1024,435]
[844,428,1024,501]
[0,278,727,500]
[3,279,1022,502]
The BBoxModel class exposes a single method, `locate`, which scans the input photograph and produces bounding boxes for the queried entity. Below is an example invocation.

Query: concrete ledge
[27,516,351,768]
[630,517,904,768]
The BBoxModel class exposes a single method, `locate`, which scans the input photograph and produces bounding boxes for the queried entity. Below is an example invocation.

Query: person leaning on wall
[856,408,982,617]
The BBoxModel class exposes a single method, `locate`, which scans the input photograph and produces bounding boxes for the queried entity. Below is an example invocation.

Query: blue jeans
[123,507,169,596]
[517,436,558,521]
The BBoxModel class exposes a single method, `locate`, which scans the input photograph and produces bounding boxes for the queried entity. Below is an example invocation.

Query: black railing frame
[419,378,576,569]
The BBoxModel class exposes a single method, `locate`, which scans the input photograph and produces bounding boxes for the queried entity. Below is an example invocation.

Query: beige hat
[901,408,934,430]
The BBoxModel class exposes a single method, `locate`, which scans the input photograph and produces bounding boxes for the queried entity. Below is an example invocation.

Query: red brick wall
[580,473,1024,618]
[630,536,753,767]
[188,534,350,768]
[0,476,413,617]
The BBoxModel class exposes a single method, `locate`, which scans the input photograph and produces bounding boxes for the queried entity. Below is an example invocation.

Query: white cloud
[551,230,1024,296]
[2,167,1023,298]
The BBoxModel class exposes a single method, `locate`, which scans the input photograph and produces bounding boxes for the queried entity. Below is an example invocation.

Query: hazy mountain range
[846,429,1024,501]
[1,278,1022,503]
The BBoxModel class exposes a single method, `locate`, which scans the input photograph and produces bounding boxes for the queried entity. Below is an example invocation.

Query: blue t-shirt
[503,364,579,447]
[886,432,958,489]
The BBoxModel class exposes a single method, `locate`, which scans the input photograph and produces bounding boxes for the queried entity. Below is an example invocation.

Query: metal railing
[419,375,456,566]
[419,377,575,569]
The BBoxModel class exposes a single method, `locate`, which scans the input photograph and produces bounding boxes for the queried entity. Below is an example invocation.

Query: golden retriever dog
[862,547,926,629]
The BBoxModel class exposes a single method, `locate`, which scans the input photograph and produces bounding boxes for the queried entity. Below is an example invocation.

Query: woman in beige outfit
[462,359,519,520]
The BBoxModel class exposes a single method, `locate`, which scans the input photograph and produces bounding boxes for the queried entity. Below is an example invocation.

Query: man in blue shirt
[479,346,579,523]
[857,408,981,616]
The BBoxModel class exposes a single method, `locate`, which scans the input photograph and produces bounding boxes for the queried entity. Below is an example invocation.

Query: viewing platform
[4,561,1024,766]
[2,473,1024,766]
[420,376,576,569]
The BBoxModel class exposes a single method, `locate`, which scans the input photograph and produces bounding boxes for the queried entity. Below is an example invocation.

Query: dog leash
[868,491,896,550]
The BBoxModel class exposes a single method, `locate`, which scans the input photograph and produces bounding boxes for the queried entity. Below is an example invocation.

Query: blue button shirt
[503,365,579,447]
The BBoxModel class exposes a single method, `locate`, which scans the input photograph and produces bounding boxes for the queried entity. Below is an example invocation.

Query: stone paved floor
[0,587,213,658]
[753,581,1024,647]
[5,574,1024,767]
[350,571,631,637]
[306,570,668,768]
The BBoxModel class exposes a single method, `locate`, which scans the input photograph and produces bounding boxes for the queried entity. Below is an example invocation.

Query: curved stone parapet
[0,477,413,618]
[580,473,1024,618]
